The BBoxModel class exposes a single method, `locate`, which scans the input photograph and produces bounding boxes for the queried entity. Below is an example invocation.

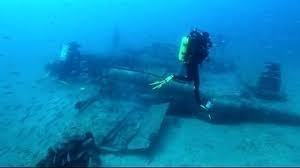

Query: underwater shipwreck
[37,41,299,167]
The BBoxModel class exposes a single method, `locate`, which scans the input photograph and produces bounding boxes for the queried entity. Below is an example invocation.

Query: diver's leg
[192,64,202,105]
[173,75,189,81]
[173,64,193,82]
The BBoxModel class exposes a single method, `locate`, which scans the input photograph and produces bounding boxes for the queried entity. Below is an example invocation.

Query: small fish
[71,70,77,74]
[1,84,12,89]
[75,151,86,159]
[82,138,93,147]
[59,80,70,85]
[2,91,14,95]
[0,53,5,57]
[264,45,273,49]
[1,35,11,40]
[10,71,21,76]
[80,60,87,64]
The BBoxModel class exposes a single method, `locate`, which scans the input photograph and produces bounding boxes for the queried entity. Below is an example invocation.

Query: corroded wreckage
[39,42,299,166]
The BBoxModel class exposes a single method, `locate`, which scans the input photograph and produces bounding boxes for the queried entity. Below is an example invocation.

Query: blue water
[0,0,300,166]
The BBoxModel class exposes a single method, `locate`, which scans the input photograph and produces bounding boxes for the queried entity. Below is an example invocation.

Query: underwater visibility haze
[0,0,300,166]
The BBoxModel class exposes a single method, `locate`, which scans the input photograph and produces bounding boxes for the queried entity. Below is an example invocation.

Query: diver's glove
[149,75,174,90]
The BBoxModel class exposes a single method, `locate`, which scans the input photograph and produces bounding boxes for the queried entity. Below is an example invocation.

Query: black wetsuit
[174,31,212,105]
[64,45,81,77]
[55,43,81,80]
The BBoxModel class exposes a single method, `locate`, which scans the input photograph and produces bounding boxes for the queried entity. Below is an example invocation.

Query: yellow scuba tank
[178,36,189,62]
[59,44,70,61]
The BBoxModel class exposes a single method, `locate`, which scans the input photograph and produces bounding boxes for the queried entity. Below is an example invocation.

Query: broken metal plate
[101,103,169,152]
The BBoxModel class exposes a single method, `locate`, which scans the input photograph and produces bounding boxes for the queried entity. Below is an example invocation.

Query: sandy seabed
[0,65,300,167]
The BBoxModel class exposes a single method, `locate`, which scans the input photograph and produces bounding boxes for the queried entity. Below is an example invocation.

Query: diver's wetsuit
[57,42,81,80]
[174,30,212,105]
[65,44,81,77]
[174,63,201,103]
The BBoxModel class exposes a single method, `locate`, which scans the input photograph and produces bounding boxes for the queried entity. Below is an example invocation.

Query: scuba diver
[59,41,82,79]
[46,42,82,81]
[150,28,213,113]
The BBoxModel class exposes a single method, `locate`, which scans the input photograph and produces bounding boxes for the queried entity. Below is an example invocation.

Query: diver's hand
[149,75,174,90]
